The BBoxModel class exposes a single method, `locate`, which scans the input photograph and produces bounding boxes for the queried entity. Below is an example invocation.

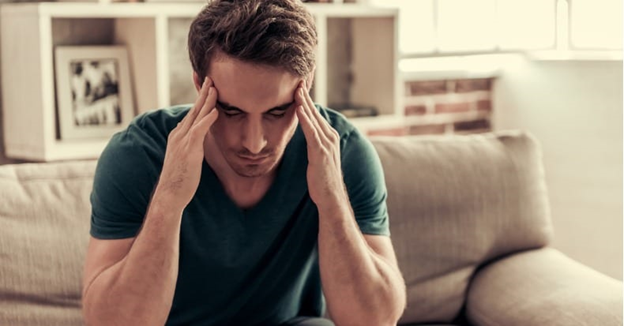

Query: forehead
[209,56,300,112]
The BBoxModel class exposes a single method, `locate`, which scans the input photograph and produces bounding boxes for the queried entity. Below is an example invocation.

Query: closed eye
[216,100,292,118]
[223,110,242,117]
[266,109,288,118]
[216,105,243,117]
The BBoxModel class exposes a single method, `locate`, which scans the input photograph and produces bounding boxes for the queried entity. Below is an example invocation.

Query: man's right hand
[83,80,217,325]
[153,76,219,213]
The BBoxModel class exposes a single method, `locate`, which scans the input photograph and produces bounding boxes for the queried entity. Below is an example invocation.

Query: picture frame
[54,46,135,140]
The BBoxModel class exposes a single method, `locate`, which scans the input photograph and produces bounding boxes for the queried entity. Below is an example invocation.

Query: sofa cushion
[0,160,97,326]
[466,247,623,326]
[371,131,553,324]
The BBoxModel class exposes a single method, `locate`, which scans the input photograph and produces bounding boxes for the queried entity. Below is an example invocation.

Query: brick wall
[367,78,494,137]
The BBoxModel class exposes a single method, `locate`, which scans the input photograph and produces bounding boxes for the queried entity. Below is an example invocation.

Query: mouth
[238,155,269,164]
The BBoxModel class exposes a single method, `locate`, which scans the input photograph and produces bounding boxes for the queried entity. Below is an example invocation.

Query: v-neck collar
[201,126,308,220]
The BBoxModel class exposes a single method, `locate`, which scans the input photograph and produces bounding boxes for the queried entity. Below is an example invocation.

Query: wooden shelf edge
[527,50,623,61]
[5,140,109,162]
[0,2,397,18]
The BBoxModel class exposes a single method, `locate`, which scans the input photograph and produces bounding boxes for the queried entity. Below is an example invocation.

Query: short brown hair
[188,0,317,81]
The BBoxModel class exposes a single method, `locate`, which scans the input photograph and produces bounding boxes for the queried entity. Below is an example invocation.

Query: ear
[192,71,202,93]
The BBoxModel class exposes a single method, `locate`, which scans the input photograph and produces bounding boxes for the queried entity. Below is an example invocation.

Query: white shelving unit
[1,2,399,161]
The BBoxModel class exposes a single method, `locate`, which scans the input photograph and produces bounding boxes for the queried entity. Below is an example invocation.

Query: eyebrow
[216,100,294,114]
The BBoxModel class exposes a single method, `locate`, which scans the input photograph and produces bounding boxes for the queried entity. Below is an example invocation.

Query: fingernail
[203,77,207,87]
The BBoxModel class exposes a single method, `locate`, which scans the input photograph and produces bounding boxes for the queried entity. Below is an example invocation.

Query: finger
[296,104,321,147]
[297,87,326,143]
[190,108,219,143]
[302,81,336,140]
[193,86,217,126]
[181,76,209,131]
[182,76,212,130]
[294,82,306,108]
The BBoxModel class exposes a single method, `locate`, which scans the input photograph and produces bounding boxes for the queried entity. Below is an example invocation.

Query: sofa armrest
[466,247,622,326]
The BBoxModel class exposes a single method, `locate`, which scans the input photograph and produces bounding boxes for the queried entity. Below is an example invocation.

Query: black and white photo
[55,46,134,140]
[69,59,121,127]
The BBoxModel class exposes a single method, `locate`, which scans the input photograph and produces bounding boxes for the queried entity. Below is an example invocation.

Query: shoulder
[108,104,192,156]
[315,104,376,160]
[128,104,192,142]
[316,104,358,140]
[315,107,389,235]
[96,104,193,178]
[314,105,380,165]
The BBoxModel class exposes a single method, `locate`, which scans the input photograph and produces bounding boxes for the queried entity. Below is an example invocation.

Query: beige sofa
[0,130,621,326]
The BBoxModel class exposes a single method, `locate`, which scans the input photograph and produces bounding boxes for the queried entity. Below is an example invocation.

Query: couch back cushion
[0,131,552,325]
[370,131,553,324]
[0,160,97,326]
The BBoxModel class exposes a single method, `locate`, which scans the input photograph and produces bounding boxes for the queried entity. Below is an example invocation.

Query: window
[570,0,622,49]
[379,0,621,57]
[436,0,497,52]
[497,0,555,50]
[398,0,436,54]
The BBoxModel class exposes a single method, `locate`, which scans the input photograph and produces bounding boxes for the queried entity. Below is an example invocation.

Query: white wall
[493,55,622,280]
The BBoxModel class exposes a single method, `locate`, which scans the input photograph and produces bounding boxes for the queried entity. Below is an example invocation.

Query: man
[81,0,406,325]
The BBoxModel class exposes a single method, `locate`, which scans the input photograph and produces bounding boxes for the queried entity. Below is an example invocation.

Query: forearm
[318,203,405,326]
[83,193,183,326]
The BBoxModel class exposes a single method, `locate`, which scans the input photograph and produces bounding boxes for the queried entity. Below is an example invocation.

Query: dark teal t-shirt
[90,104,390,326]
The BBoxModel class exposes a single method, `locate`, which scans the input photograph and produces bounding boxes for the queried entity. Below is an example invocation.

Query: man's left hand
[295,81,349,211]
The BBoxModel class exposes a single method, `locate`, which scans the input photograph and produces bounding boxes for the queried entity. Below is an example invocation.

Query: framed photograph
[54,46,135,140]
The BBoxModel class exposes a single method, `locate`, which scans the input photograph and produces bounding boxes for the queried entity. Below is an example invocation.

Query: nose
[241,117,267,155]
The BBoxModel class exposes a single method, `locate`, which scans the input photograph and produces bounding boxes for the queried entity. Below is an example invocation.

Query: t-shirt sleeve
[90,127,161,239]
[341,128,390,236]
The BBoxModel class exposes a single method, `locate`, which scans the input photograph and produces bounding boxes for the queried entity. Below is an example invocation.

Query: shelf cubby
[1,2,399,161]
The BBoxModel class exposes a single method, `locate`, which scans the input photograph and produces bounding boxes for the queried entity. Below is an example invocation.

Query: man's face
[206,57,303,178]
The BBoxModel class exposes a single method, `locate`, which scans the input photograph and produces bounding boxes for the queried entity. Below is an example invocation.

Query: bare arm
[317,205,406,326]
[82,76,219,326]
[295,80,406,326]
[82,199,183,325]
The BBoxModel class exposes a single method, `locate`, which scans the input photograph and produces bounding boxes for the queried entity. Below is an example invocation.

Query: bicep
[82,236,135,297]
